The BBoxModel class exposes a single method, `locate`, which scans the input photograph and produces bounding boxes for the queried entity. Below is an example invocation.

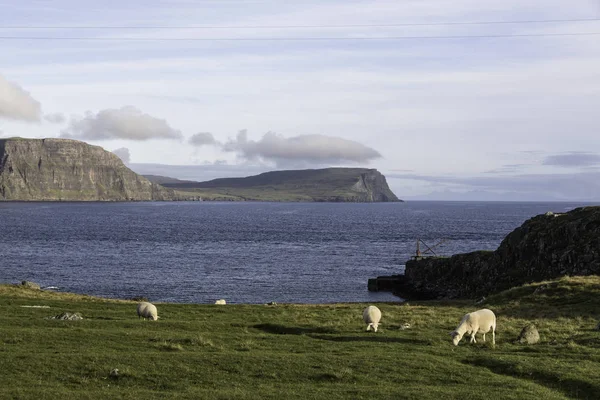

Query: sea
[0,201,593,304]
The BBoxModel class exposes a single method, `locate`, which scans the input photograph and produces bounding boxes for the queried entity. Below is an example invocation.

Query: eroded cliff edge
[395,206,600,299]
[0,138,173,201]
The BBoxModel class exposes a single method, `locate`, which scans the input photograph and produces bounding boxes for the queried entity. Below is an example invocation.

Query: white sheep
[137,302,158,321]
[363,305,382,332]
[214,299,226,305]
[450,308,496,346]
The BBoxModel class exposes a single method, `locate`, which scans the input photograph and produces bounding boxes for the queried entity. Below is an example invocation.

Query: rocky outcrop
[0,138,173,201]
[397,206,600,299]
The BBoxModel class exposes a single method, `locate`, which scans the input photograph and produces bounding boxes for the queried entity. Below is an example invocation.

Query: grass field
[1,276,599,399]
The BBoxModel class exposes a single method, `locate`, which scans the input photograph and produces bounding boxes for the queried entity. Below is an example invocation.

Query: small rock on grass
[517,324,540,344]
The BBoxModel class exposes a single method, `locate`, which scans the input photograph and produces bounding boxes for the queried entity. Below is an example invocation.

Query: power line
[1,18,599,30]
[0,32,598,41]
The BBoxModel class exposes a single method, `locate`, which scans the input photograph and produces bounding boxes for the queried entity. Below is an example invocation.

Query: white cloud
[222,130,382,167]
[112,147,131,164]
[44,113,66,124]
[0,75,41,122]
[61,106,183,141]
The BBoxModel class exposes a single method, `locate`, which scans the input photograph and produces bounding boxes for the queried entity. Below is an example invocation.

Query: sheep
[214,299,226,305]
[450,308,496,346]
[137,302,158,321]
[363,305,382,332]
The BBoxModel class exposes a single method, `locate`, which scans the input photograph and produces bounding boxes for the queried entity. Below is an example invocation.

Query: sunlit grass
[0,276,599,399]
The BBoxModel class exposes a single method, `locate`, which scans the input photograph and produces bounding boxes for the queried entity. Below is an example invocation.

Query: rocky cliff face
[350,170,398,202]
[399,207,600,299]
[0,138,173,201]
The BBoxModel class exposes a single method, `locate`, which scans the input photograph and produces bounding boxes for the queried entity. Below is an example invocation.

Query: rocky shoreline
[370,206,600,300]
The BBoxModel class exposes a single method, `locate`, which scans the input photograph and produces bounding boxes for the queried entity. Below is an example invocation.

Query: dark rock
[0,138,173,201]
[21,281,41,290]
[396,207,600,299]
[517,324,540,344]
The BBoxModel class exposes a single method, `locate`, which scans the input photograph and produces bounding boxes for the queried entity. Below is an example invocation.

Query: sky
[0,0,599,201]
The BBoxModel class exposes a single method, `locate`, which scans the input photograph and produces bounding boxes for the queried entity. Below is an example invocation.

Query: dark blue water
[0,201,591,303]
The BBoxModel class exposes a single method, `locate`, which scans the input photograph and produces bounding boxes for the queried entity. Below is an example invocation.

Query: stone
[109,369,119,378]
[517,324,540,344]
[399,323,411,330]
[49,312,83,321]
[266,302,277,306]
[21,281,41,290]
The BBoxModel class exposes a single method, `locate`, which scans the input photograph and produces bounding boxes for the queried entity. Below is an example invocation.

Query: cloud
[543,152,600,168]
[222,130,382,167]
[484,164,529,174]
[61,106,183,141]
[189,132,218,147]
[387,171,600,201]
[43,113,66,124]
[0,75,41,122]
[112,147,131,164]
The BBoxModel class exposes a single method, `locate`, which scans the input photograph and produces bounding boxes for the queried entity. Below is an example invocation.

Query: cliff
[397,207,600,299]
[157,168,401,202]
[0,138,173,201]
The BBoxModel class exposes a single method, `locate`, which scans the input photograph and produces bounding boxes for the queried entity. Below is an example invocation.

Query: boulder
[517,324,540,344]
[21,281,41,290]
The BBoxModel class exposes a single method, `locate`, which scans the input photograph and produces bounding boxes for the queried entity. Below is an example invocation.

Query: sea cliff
[0,138,173,201]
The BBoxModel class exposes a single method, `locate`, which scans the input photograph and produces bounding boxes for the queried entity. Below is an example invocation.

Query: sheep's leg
[366,324,371,331]
[492,329,496,345]
[482,333,486,342]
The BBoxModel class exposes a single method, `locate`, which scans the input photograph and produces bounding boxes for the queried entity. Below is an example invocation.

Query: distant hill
[0,138,173,201]
[150,168,402,202]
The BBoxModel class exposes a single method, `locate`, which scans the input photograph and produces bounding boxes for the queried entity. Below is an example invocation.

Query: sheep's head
[150,315,158,321]
[450,331,462,346]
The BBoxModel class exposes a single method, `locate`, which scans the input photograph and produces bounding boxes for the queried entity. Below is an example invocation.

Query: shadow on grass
[465,357,600,399]
[252,323,337,335]
[309,334,429,345]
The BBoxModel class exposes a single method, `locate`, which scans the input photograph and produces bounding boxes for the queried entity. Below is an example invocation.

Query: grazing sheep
[137,302,158,321]
[450,308,496,346]
[214,299,226,305]
[363,306,382,332]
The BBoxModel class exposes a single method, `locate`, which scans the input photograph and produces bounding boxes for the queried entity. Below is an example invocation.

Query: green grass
[1,276,599,399]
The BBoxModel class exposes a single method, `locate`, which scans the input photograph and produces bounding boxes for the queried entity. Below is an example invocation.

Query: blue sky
[1,0,599,200]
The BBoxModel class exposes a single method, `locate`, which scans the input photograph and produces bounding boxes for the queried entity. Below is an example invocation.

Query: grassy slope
[1,276,599,399]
